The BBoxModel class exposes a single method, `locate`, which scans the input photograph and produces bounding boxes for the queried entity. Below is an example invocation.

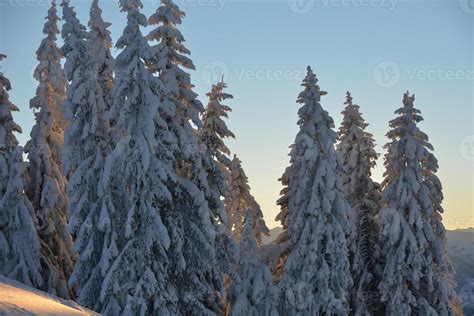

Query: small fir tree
[227,213,279,316]
[200,79,235,176]
[225,154,269,244]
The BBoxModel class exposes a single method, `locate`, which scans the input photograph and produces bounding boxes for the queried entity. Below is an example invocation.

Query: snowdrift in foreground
[0,276,98,316]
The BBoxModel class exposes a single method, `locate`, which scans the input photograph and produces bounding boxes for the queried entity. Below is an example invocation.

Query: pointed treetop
[403,90,415,106]
[29,0,66,115]
[398,91,421,115]
[61,0,87,31]
[301,66,327,99]
[206,80,233,104]
[119,0,143,11]
[89,0,112,33]
[149,0,185,25]
[61,0,89,82]
[390,91,424,128]
[61,0,88,40]
[43,0,60,38]
[379,91,459,314]
[147,0,194,70]
[339,91,369,133]
[303,65,317,85]
[345,91,352,103]
[0,54,21,153]
[225,154,269,243]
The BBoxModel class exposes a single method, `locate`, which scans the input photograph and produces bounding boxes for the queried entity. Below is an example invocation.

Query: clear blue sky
[1,0,472,229]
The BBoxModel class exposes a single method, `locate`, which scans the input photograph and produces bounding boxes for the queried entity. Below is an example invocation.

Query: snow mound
[0,276,99,316]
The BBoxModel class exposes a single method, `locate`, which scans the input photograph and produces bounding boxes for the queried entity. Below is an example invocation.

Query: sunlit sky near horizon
[0,0,472,230]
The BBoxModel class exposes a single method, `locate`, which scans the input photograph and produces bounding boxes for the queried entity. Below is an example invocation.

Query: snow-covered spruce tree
[146,0,229,217]
[61,0,88,82]
[88,0,114,113]
[227,213,278,316]
[379,92,460,315]
[225,154,269,244]
[336,91,382,315]
[96,0,194,314]
[147,1,238,313]
[60,0,114,310]
[24,0,74,299]
[0,54,42,288]
[199,79,235,176]
[275,66,351,315]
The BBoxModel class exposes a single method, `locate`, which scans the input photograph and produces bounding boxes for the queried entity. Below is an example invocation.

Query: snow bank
[0,276,98,315]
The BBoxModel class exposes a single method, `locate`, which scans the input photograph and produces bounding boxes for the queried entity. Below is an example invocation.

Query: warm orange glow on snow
[0,279,97,316]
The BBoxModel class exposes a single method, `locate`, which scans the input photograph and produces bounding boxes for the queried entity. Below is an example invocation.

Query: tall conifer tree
[61,0,114,309]
[379,92,460,315]
[24,0,73,299]
[0,54,42,289]
[336,91,382,315]
[96,0,177,313]
[275,66,351,315]
[147,1,238,313]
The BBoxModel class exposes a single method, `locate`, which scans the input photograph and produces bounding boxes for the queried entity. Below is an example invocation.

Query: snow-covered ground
[0,276,98,316]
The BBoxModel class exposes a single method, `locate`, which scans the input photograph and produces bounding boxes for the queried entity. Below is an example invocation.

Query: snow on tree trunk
[0,55,42,289]
[226,213,279,316]
[225,154,269,244]
[147,1,238,313]
[60,0,114,311]
[199,79,235,178]
[379,92,461,315]
[275,66,351,315]
[336,91,382,315]
[24,0,74,299]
